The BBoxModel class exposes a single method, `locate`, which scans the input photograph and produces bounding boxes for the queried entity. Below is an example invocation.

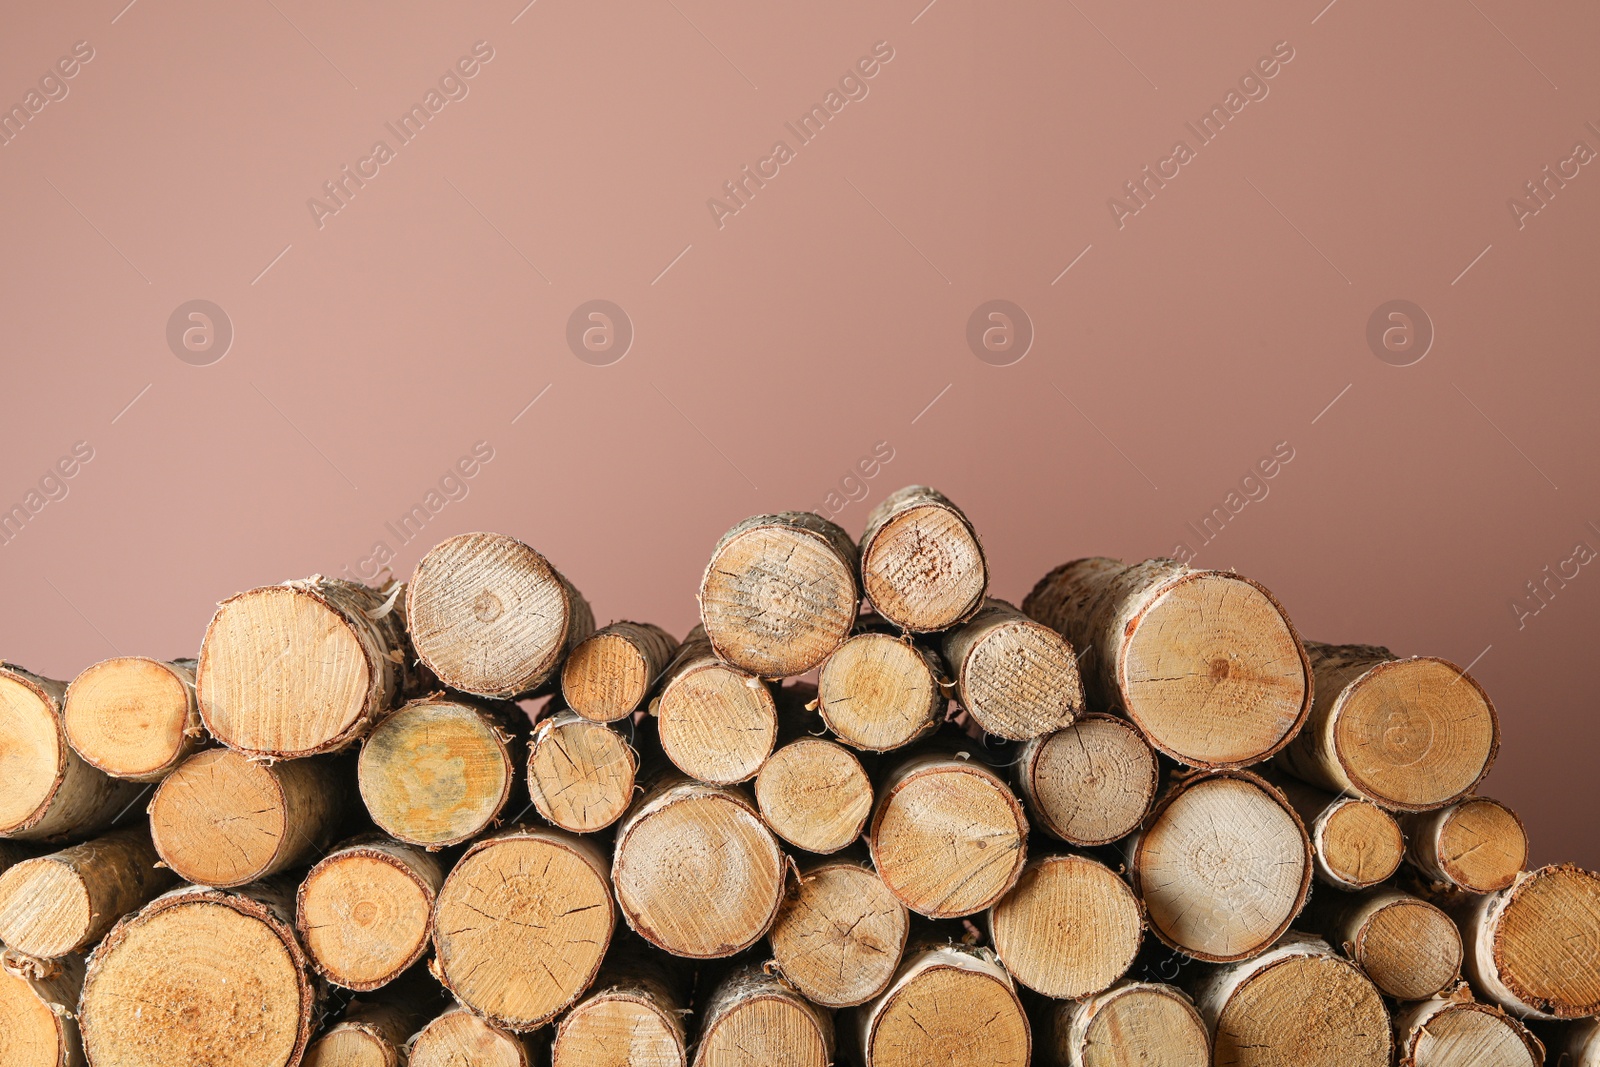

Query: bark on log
[1558,1017,1600,1067]
[651,626,778,786]
[303,982,443,1067]
[940,599,1084,741]
[692,965,833,1067]
[987,852,1143,999]
[63,658,201,782]
[854,943,1030,1067]
[1302,887,1462,1001]
[561,622,678,724]
[769,852,908,1008]
[858,486,988,633]
[1277,643,1498,811]
[295,836,443,991]
[0,949,86,1067]
[526,711,637,834]
[1017,713,1157,847]
[409,1006,540,1067]
[815,631,945,752]
[1046,980,1210,1067]
[697,512,859,678]
[1023,558,1311,768]
[1453,864,1600,1019]
[0,826,176,959]
[550,945,688,1067]
[754,736,872,854]
[1400,796,1527,894]
[1393,988,1543,1067]
[1263,772,1404,890]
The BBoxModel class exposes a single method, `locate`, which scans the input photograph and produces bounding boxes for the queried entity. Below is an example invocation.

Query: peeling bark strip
[295,835,443,992]
[1401,795,1527,893]
[1263,770,1403,891]
[408,532,594,699]
[64,658,201,782]
[561,621,678,723]
[987,852,1143,1000]
[941,599,1084,741]
[855,943,1031,1067]
[1,949,86,1067]
[692,965,834,1067]
[1016,713,1157,847]
[816,630,944,752]
[1302,887,1461,1001]
[1278,643,1499,811]
[1393,988,1543,1067]
[1047,980,1209,1067]
[409,1006,540,1067]
[769,852,908,1008]
[526,711,637,833]
[858,485,988,632]
[1453,864,1600,1019]
[0,826,175,959]
[652,625,778,786]
[1024,558,1311,768]
[550,946,688,1067]
[754,737,872,854]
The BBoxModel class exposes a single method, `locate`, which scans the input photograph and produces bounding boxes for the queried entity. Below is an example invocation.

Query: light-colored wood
[698,511,859,678]
[527,711,637,834]
[431,826,614,1031]
[408,532,594,698]
[1264,772,1404,890]
[304,989,441,1067]
[196,577,420,758]
[769,854,908,1008]
[149,747,344,887]
[550,948,688,1067]
[1130,771,1311,962]
[855,943,1030,1067]
[1017,714,1157,847]
[1455,864,1600,1019]
[652,626,778,786]
[358,697,517,849]
[940,599,1084,741]
[1401,796,1527,893]
[1278,643,1499,811]
[63,658,201,782]
[816,632,944,752]
[1024,558,1311,769]
[78,881,318,1067]
[1047,981,1209,1067]
[754,737,872,854]
[612,775,786,959]
[1304,887,1461,1001]
[0,827,176,959]
[858,486,988,633]
[1394,989,1543,1067]
[562,622,678,723]
[692,965,834,1067]
[296,836,443,991]
[1559,1017,1600,1067]
[0,950,86,1067]
[988,852,1143,999]
[0,664,142,842]
[409,1006,539,1067]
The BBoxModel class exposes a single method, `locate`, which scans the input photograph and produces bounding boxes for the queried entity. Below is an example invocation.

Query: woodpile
[0,482,1595,1066]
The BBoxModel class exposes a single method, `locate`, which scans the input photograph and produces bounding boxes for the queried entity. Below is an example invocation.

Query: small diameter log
[754,737,872,854]
[816,632,944,752]
[612,776,786,958]
[1455,864,1600,1019]
[988,853,1143,1000]
[1559,1018,1600,1067]
[1394,991,1543,1067]
[1130,771,1311,962]
[410,1006,539,1067]
[550,948,689,1067]
[0,826,176,959]
[1278,643,1499,811]
[304,990,440,1067]
[698,511,859,678]
[1017,714,1157,847]
[63,657,201,781]
[408,532,594,698]
[1400,796,1527,893]
[527,711,637,834]
[693,965,834,1067]
[358,697,516,849]
[1046,981,1210,1067]
[1024,558,1311,769]
[652,627,778,786]
[296,836,444,991]
[432,826,614,1031]
[0,950,86,1067]
[858,485,988,632]
[79,881,318,1067]
[0,664,142,842]
[562,622,678,723]
[769,854,909,1008]
[1265,773,1403,891]
[1303,888,1462,1001]
[869,749,1028,918]
[196,577,420,758]
[149,747,344,888]
[855,943,1031,1067]
[940,599,1084,741]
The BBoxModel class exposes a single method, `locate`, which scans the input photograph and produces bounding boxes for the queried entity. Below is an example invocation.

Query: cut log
[63,657,201,781]
[410,1006,539,1067]
[1,950,85,1067]
[858,486,988,632]
[148,747,344,888]
[296,836,444,991]
[562,622,678,723]
[1264,772,1403,891]
[869,748,1028,918]
[408,532,594,698]
[988,852,1143,999]
[1394,990,1543,1067]
[550,945,688,1067]
[1023,558,1311,768]
[357,697,517,849]
[692,965,833,1067]
[754,737,872,854]
[1400,796,1527,893]
[1046,980,1209,1067]
[651,626,778,786]
[196,577,420,758]
[1130,771,1311,962]
[698,511,859,677]
[1017,713,1157,847]
[612,775,786,958]
[940,599,1084,741]
[78,881,318,1067]
[769,853,908,1008]
[855,943,1030,1067]
[527,711,637,834]
[1277,644,1498,811]
[431,826,613,1031]
[1302,887,1461,1001]
[303,982,443,1067]
[1559,1017,1600,1067]
[1190,933,1392,1067]
[816,631,945,752]
[0,664,142,842]
[0,826,176,959]
[1454,864,1600,1019]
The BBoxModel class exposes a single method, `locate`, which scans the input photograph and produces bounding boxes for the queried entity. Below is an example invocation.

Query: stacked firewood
[1,485,1597,1067]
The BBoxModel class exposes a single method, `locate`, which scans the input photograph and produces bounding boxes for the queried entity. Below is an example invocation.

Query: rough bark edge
[407,1005,540,1067]
[526,711,639,833]
[694,964,835,1067]
[551,949,688,1067]
[295,835,444,992]
[769,853,910,1009]
[1,948,86,1067]
[1461,865,1600,1020]
[854,943,1029,1067]
[561,621,679,722]
[857,485,989,632]
[0,825,177,958]
[651,627,778,786]
[1393,986,1544,1067]
[1401,797,1527,892]
[1016,713,1158,847]
[1054,980,1210,1067]
[815,632,946,753]
[64,658,203,782]
[939,598,1084,742]
[1262,768,1403,890]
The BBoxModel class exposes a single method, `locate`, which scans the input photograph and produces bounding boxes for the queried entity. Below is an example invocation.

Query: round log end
[552,988,686,1067]
[1433,797,1527,893]
[816,633,943,752]
[410,1008,534,1067]
[562,622,675,723]
[861,947,1030,1067]
[1208,947,1391,1067]
[990,854,1142,999]
[656,661,776,786]
[0,668,68,837]
[149,748,297,888]
[769,861,908,1008]
[1354,897,1462,1001]
[754,739,872,854]
[528,714,637,834]
[1490,864,1600,1018]
[1054,982,1209,1067]
[945,601,1083,741]
[297,843,438,991]
[1019,714,1157,846]
[359,699,514,848]
[1317,798,1404,889]
[64,657,196,781]
[859,488,987,632]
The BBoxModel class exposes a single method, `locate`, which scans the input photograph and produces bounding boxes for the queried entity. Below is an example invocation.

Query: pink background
[1,1,1596,864]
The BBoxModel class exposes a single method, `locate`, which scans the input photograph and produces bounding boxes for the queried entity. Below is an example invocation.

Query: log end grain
[858,486,988,632]
[358,699,514,848]
[410,1007,536,1067]
[551,983,687,1067]
[303,1027,398,1067]
[859,945,1030,1067]
[1052,982,1210,1067]
[694,968,833,1067]
[1316,798,1404,889]
[1397,997,1543,1067]
[63,657,198,781]
[561,622,677,723]
[0,827,174,959]
[754,738,873,854]
[989,853,1143,1000]
[942,599,1084,741]
[769,859,908,1008]
[816,633,944,752]
[527,713,637,834]
[1350,895,1463,1001]
[1018,714,1157,847]
[1478,864,1600,1019]
[0,951,84,1067]
[655,645,777,786]
[296,839,442,991]
[1413,796,1528,893]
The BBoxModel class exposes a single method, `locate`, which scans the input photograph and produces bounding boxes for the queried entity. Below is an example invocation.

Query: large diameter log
[816,632,944,751]
[692,965,834,1067]
[1017,714,1157,847]
[612,776,786,958]
[63,657,201,781]
[1046,981,1210,1067]
[1394,991,1543,1067]
[0,950,86,1067]
[79,881,319,1067]
[1264,772,1403,890]
[754,737,872,854]
[940,599,1084,741]
[0,827,176,959]
[855,943,1030,1067]
[0,664,142,842]
[296,836,443,991]
[149,747,344,887]
[431,827,614,1031]
[527,711,637,834]
[1303,887,1462,1001]
[410,1006,539,1067]
[196,577,420,758]
[988,852,1143,999]
[858,486,988,632]
[1130,771,1311,962]
[769,854,909,1008]
[1023,558,1311,768]
[562,622,677,723]
[1400,796,1527,893]
[1277,643,1498,811]
[550,947,688,1067]
[651,626,778,786]
[1455,864,1600,1019]
[698,511,859,678]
